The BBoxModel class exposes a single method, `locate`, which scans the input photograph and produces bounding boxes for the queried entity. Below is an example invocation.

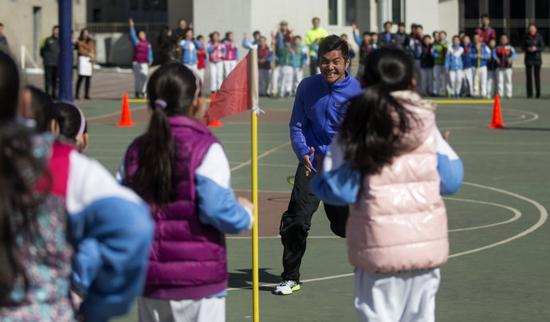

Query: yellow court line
[128,98,212,103]
[432,99,493,105]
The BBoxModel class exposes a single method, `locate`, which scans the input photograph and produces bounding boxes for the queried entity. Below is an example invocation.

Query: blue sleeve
[242,38,251,49]
[129,27,139,46]
[435,130,464,195]
[66,154,153,322]
[289,83,310,161]
[70,198,153,322]
[148,46,153,64]
[437,154,464,195]
[444,54,450,69]
[311,163,361,205]
[511,47,517,60]
[196,175,251,234]
[353,32,363,47]
[207,44,214,54]
[195,40,202,49]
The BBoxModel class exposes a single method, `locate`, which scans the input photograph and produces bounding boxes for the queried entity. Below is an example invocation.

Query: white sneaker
[272,280,301,295]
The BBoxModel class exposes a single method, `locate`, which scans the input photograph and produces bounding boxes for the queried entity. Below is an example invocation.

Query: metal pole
[58,0,73,102]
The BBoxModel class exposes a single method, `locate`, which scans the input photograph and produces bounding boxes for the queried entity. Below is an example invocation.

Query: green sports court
[69,71,550,321]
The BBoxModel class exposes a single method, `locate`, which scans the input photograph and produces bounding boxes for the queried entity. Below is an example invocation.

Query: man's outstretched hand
[303,147,315,176]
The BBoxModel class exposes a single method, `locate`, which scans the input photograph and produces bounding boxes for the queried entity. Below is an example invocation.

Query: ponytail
[340,85,413,175]
[339,48,416,175]
[133,100,175,205]
[129,63,199,206]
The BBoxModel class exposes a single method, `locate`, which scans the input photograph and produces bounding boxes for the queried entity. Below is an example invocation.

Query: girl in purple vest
[120,63,253,322]
[207,31,226,93]
[222,31,239,79]
[129,18,153,98]
[312,48,463,322]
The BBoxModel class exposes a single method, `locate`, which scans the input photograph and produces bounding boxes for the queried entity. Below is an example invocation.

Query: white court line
[227,197,522,240]
[230,142,291,172]
[227,182,548,291]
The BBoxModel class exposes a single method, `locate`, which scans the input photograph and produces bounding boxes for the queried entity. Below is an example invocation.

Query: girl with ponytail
[120,63,253,322]
[312,48,464,321]
[0,50,153,322]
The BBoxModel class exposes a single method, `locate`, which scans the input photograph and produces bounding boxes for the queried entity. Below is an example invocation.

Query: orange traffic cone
[116,93,135,127]
[489,95,504,129]
[207,92,224,127]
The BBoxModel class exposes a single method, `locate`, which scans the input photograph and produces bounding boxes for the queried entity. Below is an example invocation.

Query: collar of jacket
[320,72,353,91]
[391,90,435,111]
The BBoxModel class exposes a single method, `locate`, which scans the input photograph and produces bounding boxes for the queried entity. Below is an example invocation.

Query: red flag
[206,52,253,121]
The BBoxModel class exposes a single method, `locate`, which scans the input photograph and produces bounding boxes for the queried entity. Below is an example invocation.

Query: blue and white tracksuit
[180,39,202,75]
[68,150,154,322]
[445,45,465,97]
[469,43,492,97]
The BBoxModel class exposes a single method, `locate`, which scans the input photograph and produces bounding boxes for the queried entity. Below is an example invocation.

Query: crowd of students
[352,16,531,99]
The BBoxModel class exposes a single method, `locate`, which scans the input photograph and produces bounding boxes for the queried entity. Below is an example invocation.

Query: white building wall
[0,0,86,67]
[438,0,459,36]
[404,0,439,34]
[193,0,252,47]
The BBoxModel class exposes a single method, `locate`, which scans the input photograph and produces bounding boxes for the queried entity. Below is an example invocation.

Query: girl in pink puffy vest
[312,48,464,322]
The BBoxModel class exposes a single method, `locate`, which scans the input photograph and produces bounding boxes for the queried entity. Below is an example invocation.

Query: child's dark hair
[318,35,350,59]
[26,86,58,133]
[131,63,200,205]
[0,50,50,304]
[197,34,204,40]
[55,102,87,142]
[225,31,233,39]
[339,48,415,175]
[209,31,219,41]
[423,35,432,40]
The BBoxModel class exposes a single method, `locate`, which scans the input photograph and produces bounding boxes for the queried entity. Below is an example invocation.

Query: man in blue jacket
[273,35,362,295]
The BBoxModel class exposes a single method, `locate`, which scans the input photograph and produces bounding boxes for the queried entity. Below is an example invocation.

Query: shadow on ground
[229,268,281,292]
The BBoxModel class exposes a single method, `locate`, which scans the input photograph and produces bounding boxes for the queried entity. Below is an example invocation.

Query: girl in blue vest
[469,33,491,97]
[0,50,153,322]
[120,63,253,322]
[179,28,202,76]
[129,19,153,98]
[445,35,464,98]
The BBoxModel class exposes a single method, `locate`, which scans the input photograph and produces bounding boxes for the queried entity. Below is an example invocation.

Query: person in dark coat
[172,19,189,41]
[378,21,395,48]
[157,26,177,65]
[523,23,545,98]
[40,26,60,99]
[0,22,10,54]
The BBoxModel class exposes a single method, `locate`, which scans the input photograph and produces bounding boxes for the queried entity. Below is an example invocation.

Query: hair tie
[75,105,86,141]
[154,99,168,109]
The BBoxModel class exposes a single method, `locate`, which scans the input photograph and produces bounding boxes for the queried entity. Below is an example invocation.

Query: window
[130,0,138,10]
[464,0,479,19]
[392,0,401,23]
[488,0,503,19]
[142,0,167,10]
[345,0,356,26]
[536,0,549,19]
[510,0,526,19]
[329,0,338,25]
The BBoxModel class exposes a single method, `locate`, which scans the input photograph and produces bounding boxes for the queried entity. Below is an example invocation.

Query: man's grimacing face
[319,49,348,84]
